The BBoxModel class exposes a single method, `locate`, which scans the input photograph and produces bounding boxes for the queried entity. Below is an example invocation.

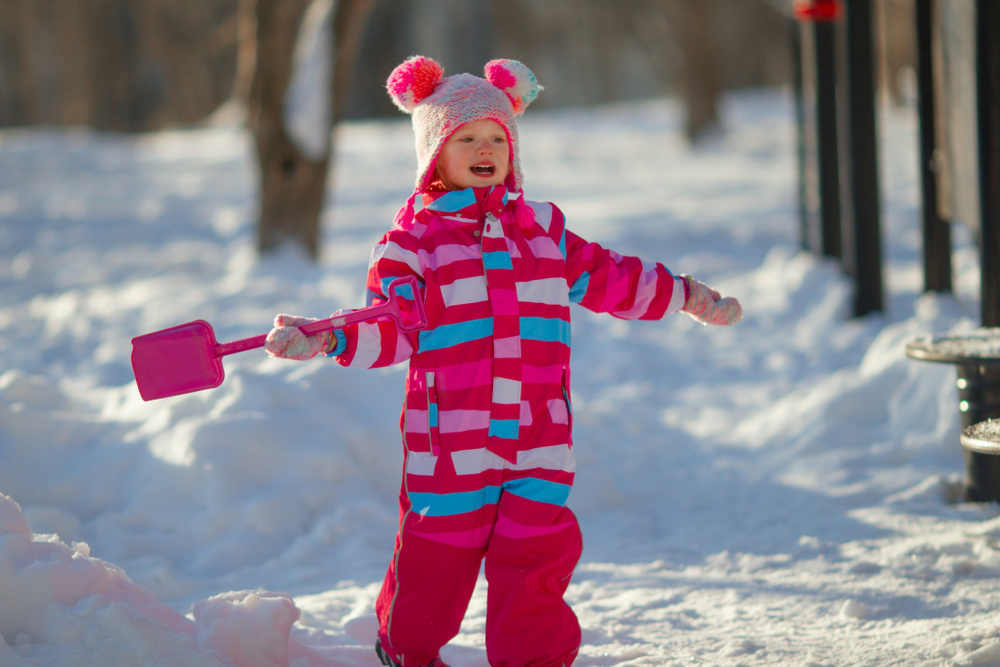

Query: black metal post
[915,0,952,294]
[840,0,884,317]
[977,0,1000,327]
[814,19,842,260]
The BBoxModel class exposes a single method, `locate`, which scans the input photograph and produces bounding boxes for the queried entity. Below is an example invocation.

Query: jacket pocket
[427,371,440,457]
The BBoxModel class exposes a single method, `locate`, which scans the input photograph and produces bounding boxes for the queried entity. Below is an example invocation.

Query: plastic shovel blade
[131,320,225,401]
[131,276,428,402]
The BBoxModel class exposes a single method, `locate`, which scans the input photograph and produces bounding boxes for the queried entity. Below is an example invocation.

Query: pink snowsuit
[332,185,686,666]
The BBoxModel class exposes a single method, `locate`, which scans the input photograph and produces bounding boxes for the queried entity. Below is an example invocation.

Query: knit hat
[386,56,541,194]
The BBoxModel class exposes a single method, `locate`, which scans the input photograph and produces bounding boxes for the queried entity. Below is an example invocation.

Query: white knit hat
[386,56,542,193]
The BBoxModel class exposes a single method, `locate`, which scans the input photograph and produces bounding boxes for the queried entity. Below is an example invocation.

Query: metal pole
[814,19,842,260]
[977,0,1000,327]
[915,0,952,293]
[841,0,884,316]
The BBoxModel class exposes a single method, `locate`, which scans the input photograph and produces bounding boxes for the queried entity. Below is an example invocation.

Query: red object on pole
[794,0,843,22]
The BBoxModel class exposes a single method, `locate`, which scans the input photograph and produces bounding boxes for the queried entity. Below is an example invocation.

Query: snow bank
[1,90,998,666]
[0,493,307,666]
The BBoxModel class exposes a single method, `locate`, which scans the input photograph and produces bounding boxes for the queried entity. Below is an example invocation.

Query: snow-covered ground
[1,89,998,667]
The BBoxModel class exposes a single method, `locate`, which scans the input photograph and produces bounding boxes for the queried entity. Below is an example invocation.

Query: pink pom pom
[386,56,444,113]
[485,62,517,91]
[484,59,541,115]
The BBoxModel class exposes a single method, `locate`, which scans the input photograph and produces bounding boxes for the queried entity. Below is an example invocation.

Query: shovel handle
[213,276,426,358]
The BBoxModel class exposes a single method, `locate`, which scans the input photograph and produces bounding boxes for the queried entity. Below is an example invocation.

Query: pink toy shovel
[131,276,426,402]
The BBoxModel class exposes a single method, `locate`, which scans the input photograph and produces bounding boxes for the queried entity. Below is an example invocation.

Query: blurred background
[0,0,914,133]
[0,0,928,271]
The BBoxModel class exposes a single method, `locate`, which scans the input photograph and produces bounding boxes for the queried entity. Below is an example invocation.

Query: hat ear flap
[484,59,541,115]
[386,56,445,113]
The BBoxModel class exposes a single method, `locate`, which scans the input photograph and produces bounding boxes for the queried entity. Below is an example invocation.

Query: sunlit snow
[1,90,996,666]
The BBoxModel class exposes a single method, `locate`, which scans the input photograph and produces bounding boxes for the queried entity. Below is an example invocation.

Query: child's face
[435,119,511,190]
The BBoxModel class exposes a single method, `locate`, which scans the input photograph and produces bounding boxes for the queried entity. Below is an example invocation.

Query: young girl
[266,56,742,667]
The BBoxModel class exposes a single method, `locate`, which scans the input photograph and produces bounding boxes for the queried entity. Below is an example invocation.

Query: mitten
[265,314,334,360]
[681,275,743,326]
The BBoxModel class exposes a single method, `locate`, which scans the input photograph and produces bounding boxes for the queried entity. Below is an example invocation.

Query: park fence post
[976,0,1000,327]
[839,0,884,317]
[914,0,952,294]
[793,0,843,259]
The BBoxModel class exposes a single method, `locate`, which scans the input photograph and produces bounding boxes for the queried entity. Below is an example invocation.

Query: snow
[1,89,999,666]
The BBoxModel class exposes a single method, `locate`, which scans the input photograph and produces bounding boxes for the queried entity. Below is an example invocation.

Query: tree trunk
[246,0,326,259]
[664,0,722,142]
[245,0,374,260]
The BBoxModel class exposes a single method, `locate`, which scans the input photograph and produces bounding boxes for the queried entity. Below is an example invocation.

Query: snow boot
[375,641,450,667]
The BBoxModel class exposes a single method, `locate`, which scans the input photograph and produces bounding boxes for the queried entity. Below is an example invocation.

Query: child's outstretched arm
[680,275,742,326]
[554,203,742,326]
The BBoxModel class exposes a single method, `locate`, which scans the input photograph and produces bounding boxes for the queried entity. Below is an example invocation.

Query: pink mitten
[265,314,334,360]
[681,275,743,326]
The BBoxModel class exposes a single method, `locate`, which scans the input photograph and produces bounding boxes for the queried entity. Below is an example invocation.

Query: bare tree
[241,0,374,261]
[662,0,722,142]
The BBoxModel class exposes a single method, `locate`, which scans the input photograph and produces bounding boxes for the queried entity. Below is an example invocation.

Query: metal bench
[906,328,1000,502]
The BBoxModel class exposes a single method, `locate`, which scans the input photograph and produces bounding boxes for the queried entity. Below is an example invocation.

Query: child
[266,56,742,667]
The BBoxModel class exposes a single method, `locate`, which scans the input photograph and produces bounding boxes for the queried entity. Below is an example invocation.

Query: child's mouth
[470,165,495,176]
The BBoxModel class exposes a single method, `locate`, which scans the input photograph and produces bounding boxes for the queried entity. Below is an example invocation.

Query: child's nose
[476,139,494,153]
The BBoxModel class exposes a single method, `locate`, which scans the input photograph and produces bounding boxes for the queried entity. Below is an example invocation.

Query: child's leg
[376,483,497,665]
[484,493,583,667]
[376,530,483,665]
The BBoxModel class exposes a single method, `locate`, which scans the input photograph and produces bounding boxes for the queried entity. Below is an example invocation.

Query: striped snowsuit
[332,186,685,666]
